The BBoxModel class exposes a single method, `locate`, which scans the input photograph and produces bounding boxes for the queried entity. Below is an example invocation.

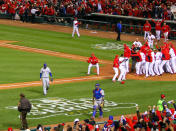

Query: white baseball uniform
[154,52,162,75]
[139,52,146,75]
[133,41,142,47]
[159,59,173,74]
[169,48,176,73]
[40,67,51,95]
[72,20,80,37]
[147,35,155,49]
[118,57,127,81]
[149,51,155,76]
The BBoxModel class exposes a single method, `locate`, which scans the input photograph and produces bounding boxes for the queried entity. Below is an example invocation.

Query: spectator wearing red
[143,20,151,40]
[162,23,170,42]
[19,5,25,21]
[151,19,164,41]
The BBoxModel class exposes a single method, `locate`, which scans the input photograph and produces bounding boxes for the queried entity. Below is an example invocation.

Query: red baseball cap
[8,127,12,131]
[121,81,125,84]
[161,94,165,99]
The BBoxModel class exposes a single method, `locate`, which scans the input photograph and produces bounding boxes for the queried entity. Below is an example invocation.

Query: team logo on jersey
[92,42,130,50]
[6,97,137,119]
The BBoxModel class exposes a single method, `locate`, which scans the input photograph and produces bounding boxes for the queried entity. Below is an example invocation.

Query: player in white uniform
[147,32,155,49]
[169,45,176,73]
[132,38,142,48]
[118,54,127,82]
[149,50,155,76]
[154,49,162,76]
[72,17,80,37]
[40,63,53,96]
[139,52,146,75]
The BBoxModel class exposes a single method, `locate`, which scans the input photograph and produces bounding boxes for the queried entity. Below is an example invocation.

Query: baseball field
[0,20,176,130]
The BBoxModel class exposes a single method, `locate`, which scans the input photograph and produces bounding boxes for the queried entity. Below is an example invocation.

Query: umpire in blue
[116,21,122,41]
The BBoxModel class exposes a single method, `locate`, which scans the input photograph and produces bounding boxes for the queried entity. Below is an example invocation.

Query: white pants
[144,31,149,40]
[170,57,176,73]
[148,42,154,49]
[154,60,161,75]
[42,78,49,95]
[72,27,80,37]
[156,30,161,40]
[164,32,168,42]
[149,62,155,76]
[112,67,118,81]
[159,60,173,74]
[124,57,129,72]
[145,62,150,77]
[118,66,126,81]
[136,61,141,75]
[139,61,146,75]
[88,63,99,75]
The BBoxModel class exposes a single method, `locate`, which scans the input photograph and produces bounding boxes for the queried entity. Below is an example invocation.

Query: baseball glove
[50,78,53,82]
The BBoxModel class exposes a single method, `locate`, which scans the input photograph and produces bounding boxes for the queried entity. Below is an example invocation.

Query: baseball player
[123,44,131,73]
[139,51,146,75]
[40,63,53,96]
[145,49,152,77]
[162,23,170,42]
[87,53,99,76]
[132,38,142,48]
[169,43,176,73]
[112,55,119,82]
[154,48,162,76]
[118,54,127,81]
[159,45,173,74]
[140,42,150,55]
[143,20,151,40]
[92,83,104,119]
[147,32,155,49]
[149,49,155,76]
[151,19,164,41]
[131,50,142,75]
[72,17,80,38]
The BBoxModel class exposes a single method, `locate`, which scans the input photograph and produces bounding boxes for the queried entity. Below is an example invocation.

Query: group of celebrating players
[87,20,176,83]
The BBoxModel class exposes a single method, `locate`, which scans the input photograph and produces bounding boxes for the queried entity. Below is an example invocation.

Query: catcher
[92,83,104,119]
[40,63,53,96]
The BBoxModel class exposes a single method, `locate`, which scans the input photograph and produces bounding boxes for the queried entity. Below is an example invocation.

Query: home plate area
[6,97,138,119]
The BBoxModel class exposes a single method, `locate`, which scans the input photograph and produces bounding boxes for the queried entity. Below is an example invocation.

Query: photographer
[18,93,31,130]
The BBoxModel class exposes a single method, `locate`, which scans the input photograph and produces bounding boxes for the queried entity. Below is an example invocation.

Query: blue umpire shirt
[117,23,122,32]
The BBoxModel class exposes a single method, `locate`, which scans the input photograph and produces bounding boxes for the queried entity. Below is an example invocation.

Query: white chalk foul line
[0,75,112,88]
[0,43,111,64]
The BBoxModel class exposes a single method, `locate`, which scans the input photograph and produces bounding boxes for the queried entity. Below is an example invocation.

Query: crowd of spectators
[0,0,175,22]
[30,97,176,131]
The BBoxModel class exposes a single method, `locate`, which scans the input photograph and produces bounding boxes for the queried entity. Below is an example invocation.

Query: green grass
[0,24,131,60]
[0,79,176,130]
[0,47,88,84]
